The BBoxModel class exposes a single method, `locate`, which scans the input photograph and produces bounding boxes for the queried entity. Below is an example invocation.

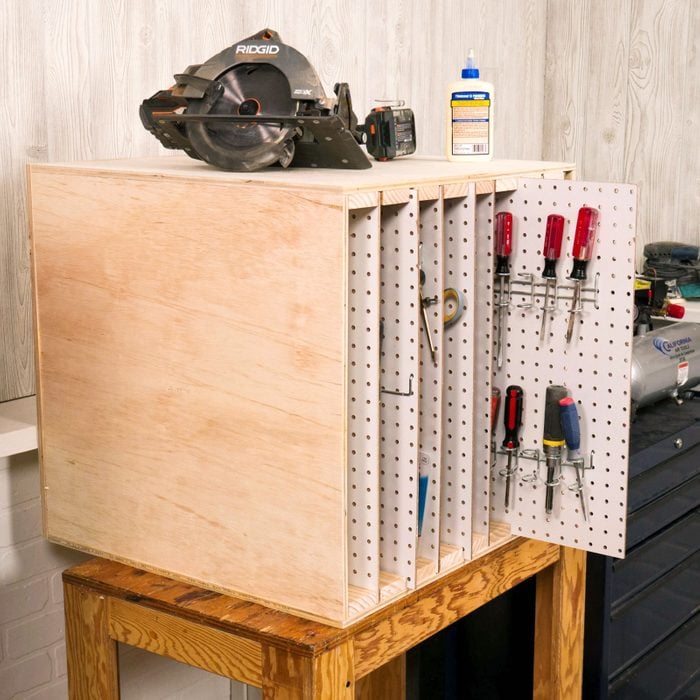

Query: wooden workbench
[63,538,585,699]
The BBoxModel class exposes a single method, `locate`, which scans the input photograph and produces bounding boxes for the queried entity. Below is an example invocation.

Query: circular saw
[140,29,370,172]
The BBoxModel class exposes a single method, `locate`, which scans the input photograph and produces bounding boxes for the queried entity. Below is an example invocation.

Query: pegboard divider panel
[440,187,476,562]
[417,196,444,574]
[473,192,497,553]
[490,179,636,557]
[347,206,381,602]
[379,192,420,588]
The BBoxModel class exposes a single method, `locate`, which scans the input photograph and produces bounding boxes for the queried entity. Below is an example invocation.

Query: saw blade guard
[179,29,328,103]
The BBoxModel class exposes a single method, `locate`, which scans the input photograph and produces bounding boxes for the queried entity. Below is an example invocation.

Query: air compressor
[631,322,700,411]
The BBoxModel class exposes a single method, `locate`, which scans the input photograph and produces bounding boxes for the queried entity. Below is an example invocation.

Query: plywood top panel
[31,169,348,621]
[31,156,574,195]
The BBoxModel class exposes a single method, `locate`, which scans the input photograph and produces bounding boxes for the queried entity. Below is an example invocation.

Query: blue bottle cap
[461,48,480,79]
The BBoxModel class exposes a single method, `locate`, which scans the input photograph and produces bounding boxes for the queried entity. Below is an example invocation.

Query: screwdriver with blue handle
[559,396,588,521]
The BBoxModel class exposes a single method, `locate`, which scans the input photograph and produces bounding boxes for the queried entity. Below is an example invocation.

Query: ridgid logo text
[236,44,280,55]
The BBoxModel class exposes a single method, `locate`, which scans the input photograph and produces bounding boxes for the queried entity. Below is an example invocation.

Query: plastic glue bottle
[446,49,494,161]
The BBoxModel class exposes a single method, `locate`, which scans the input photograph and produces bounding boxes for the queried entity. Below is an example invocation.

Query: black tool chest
[583,397,700,699]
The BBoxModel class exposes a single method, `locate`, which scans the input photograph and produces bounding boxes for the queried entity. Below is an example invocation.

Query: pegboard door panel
[491,178,637,557]
[379,193,420,589]
[347,206,381,602]
[440,186,476,564]
[417,196,444,577]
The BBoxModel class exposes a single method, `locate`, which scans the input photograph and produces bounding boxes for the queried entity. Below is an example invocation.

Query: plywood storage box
[30,156,636,626]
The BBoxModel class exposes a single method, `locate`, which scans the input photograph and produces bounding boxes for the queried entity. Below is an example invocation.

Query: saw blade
[186,63,298,171]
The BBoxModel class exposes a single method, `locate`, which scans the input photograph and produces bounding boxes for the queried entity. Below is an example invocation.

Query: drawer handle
[674,438,684,449]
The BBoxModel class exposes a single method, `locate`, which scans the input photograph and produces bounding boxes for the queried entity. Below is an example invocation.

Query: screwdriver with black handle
[543,385,568,519]
[539,214,565,342]
[495,212,513,368]
[502,385,523,510]
[559,396,588,520]
[566,207,599,343]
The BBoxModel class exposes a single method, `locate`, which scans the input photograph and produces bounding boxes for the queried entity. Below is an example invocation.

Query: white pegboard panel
[379,192,420,587]
[440,186,476,560]
[347,206,381,599]
[472,192,495,546]
[491,178,637,557]
[417,196,443,571]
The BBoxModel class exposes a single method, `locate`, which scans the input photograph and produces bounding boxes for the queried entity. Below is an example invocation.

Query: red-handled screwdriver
[495,212,513,368]
[501,385,523,509]
[566,207,599,343]
[539,214,565,342]
[491,387,501,469]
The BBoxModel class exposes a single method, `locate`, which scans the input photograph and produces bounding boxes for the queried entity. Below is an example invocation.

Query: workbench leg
[533,546,586,700]
[355,654,405,700]
[63,582,120,700]
[261,640,354,699]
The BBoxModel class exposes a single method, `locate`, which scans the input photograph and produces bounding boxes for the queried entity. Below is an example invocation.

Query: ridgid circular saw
[140,29,370,171]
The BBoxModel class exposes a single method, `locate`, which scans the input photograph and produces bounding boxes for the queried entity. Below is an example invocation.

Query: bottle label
[450,90,490,155]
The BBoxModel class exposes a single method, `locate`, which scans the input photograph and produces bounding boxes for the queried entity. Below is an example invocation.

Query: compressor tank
[631,322,700,410]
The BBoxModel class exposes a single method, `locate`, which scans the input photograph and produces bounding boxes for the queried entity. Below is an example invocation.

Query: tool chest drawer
[608,549,700,675]
[626,473,700,548]
[627,441,700,512]
[611,509,700,603]
[608,614,700,700]
[30,156,638,626]
[584,399,700,698]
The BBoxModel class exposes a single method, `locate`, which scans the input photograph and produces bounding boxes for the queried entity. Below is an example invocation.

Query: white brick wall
[0,450,244,699]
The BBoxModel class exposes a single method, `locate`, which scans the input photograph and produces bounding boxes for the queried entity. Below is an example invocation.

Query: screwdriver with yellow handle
[543,385,568,519]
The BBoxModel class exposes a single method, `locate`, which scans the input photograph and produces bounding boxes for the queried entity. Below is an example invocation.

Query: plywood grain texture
[261,642,355,699]
[109,598,263,685]
[30,157,574,628]
[31,168,349,621]
[64,546,580,697]
[352,537,559,677]
[64,583,120,699]
[533,546,586,700]
[354,655,404,700]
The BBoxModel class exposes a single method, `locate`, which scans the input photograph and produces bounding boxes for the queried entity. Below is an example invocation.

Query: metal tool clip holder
[511,272,535,309]
[561,452,594,522]
[559,272,601,310]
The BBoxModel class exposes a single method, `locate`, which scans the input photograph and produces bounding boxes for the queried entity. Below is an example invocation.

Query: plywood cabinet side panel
[30,170,348,621]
